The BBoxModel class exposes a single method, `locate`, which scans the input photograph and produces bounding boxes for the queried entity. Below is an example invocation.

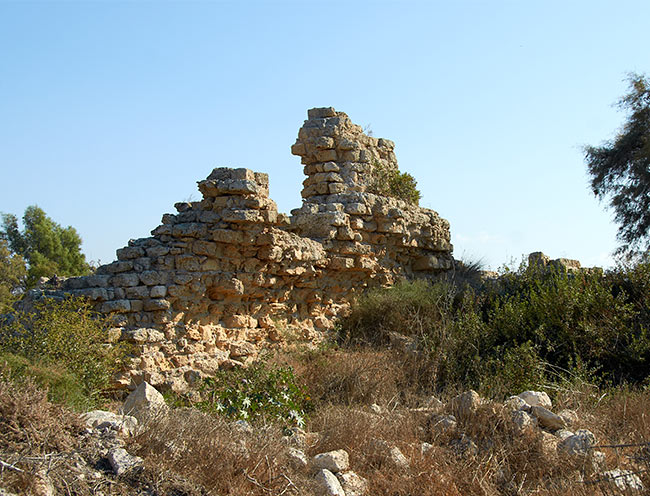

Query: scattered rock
[558,409,579,427]
[430,414,457,434]
[107,447,143,475]
[511,409,537,432]
[558,429,596,457]
[314,469,345,496]
[313,449,350,473]
[517,391,552,409]
[287,447,308,469]
[81,410,138,436]
[388,446,410,469]
[336,470,368,496]
[555,429,574,441]
[504,395,530,412]
[530,405,566,431]
[450,390,482,419]
[601,469,644,491]
[120,382,167,422]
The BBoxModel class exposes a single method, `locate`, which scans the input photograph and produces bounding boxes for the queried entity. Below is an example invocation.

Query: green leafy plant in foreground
[197,361,311,427]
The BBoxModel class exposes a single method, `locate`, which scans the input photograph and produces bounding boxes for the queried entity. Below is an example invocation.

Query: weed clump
[196,360,311,427]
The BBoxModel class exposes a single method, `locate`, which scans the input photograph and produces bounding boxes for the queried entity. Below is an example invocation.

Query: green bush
[0,297,130,406]
[196,361,311,427]
[368,161,421,206]
[0,352,90,410]
[339,260,650,396]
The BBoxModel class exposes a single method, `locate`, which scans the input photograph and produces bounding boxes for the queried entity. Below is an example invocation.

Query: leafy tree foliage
[585,73,650,257]
[0,239,26,313]
[1,206,91,287]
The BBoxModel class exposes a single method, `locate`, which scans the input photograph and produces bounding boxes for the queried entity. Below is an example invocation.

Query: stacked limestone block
[290,108,454,280]
[62,168,330,391]
[291,107,399,199]
[53,107,454,393]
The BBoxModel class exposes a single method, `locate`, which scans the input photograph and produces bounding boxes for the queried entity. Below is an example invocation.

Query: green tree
[1,206,91,287]
[585,73,650,258]
[0,239,26,313]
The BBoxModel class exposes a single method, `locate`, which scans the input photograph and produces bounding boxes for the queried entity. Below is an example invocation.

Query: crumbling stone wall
[56,108,454,392]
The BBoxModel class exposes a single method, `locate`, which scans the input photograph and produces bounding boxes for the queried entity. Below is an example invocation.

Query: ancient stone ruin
[54,107,454,391]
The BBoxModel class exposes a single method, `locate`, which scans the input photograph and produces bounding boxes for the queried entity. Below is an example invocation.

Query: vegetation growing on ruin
[368,160,422,205]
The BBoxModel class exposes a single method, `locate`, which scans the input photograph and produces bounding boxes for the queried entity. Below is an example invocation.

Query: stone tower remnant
[51,107,454,392]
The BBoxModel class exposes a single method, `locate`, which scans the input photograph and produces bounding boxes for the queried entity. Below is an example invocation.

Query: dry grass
[131,407,316,495]
[2,349,650,495]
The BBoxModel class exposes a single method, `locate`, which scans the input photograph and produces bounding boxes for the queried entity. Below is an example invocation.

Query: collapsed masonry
[57,107,454,392]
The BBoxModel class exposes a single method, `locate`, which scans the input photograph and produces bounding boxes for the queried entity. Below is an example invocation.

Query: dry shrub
[131,407,314,495]
[305,400,612,496]
[0,376,81,494]
[286,348,410,407]
[0,375,80,454]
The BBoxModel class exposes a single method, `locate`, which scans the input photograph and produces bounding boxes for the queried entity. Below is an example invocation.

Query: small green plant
[368,160,421,206]
[197,361,311,427]
[0,297,130,406]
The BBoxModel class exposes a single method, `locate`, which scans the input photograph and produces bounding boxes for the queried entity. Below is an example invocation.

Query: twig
[278,473,298,496]
[0,459,24,472]
[245,474,272,492]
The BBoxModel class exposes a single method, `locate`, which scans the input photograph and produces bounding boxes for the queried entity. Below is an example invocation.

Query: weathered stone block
[139,270,165,286]
[112,273,141,287]
[144,299,171,311]
[316,149,337,162]
[308,107,337,119]
[117,246,145,260]
[150,285,167,298]
[101,300,131,313]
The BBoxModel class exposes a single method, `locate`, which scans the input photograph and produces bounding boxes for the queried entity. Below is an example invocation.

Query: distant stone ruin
[53,108,454,391]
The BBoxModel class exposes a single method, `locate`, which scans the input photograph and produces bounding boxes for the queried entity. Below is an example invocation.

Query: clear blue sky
[2,0,648,270]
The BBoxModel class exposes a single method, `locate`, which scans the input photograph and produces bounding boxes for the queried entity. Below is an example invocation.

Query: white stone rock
[558,409,578,427]
[555,429,574,441]
[336,470,368,496]
[511,410,538,432]
[517,391,552,409]
[81,410,138,436]
[369,403,382,414]
[314,469,345,496]
[530,406,566,430]
[313,449,350,473]
[108,447,143,475]
[558,429,596,457]
[450,390,482,419]
[601,469,644,491]
[430,414,457,434]
[591,451,606,472]
[120,381,167,422]
[504,395,530,412]
[388,446,410,469]
[287,447,308,469]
